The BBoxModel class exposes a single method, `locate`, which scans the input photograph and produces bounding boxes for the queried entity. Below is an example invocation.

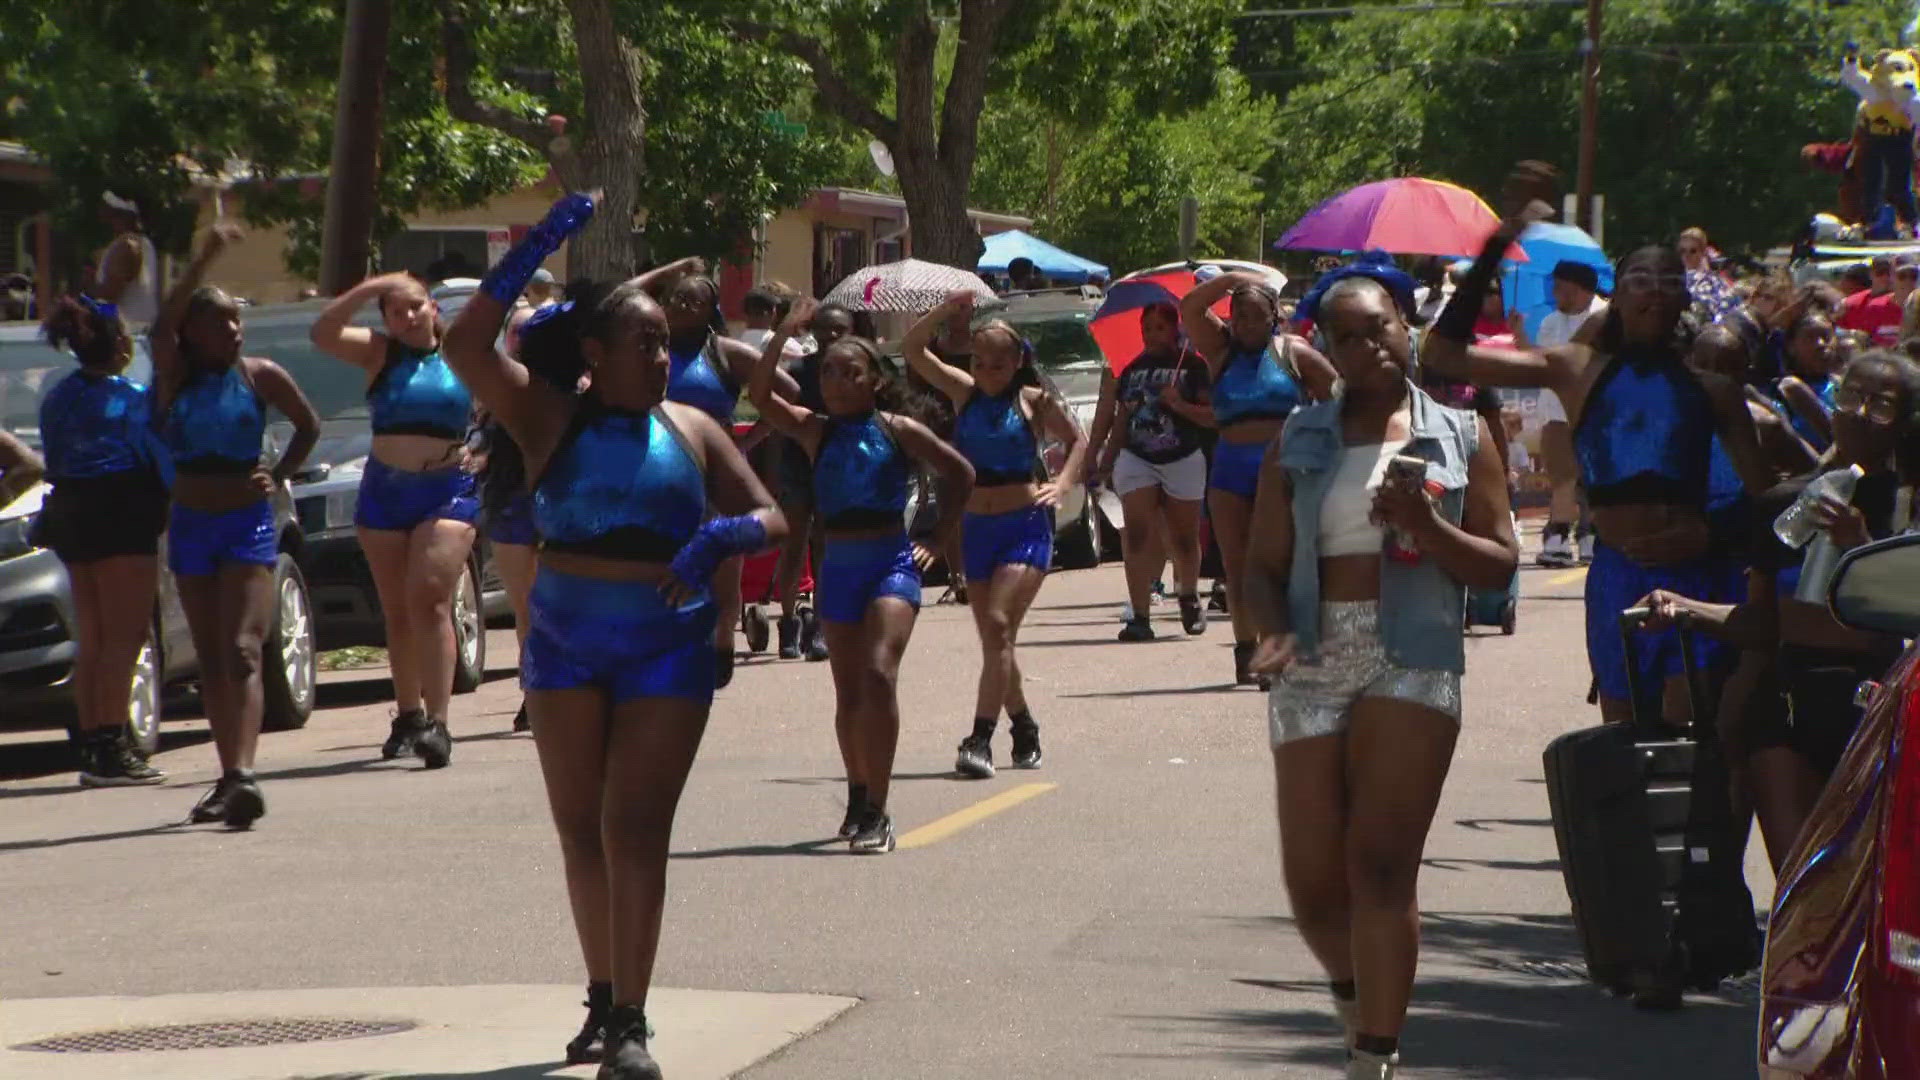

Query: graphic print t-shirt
[1115,351,1210,465]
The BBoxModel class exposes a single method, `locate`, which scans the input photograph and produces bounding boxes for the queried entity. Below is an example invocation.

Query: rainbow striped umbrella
[1276,178,1526,261]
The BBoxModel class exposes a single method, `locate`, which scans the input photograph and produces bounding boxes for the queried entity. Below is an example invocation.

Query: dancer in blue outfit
[1421,170,1773,726]
[152,224,320,827]
[34,294,172,786]
[1181,269,1338,687]
[443,193,785,1080]
[749,298,974,852]
[628,257,799,688]
[903,290,1087,780]
[311,272,477,768]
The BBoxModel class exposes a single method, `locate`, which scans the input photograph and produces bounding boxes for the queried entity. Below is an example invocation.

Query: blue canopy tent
[977,230,1109,285]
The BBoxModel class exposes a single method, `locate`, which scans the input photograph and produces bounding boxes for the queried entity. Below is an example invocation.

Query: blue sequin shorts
[484,492,537,547]
[355,458,479,532]
[1586,541,1744,703]
[1208,438,1269,500]
[961,505,1052,583]
[817,533,921,624]
[168,500,277,576]
[520,567,718,704]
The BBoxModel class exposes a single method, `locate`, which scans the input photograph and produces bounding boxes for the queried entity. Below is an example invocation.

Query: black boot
[1009,711,1043,769]
[222,769,266,829]
[565,981,612,1065]
[777,615,801,660]
[382,708,426,760]
[596,1005,662,1080]
[413,716,453,770]
[715,647,736,690]
[1178,593,1206,636]
[839,783,869,840]
[803,609,829,662]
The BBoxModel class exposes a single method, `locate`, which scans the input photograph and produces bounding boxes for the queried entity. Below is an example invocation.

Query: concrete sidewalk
[0,984,857,1079]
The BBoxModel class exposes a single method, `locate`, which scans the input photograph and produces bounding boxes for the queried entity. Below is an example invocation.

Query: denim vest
[1279,382,1480,673]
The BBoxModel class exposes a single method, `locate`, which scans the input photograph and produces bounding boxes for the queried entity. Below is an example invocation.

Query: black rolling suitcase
[1542,608,1759,1007]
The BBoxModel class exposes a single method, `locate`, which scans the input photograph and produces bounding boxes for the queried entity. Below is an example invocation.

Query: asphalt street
[0,539,1771,1079]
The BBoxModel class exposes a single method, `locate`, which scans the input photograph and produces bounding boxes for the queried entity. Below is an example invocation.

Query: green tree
[1246,0,1908,254]
[736,0,1239,269]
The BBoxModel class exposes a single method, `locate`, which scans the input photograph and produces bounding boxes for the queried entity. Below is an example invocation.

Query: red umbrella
[1091,261,1285,373]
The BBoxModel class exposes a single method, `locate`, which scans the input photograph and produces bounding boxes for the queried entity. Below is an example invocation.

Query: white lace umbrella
[822,259,999,312]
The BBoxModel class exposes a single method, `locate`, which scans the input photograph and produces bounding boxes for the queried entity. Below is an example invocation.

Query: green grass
[318,646,387,671]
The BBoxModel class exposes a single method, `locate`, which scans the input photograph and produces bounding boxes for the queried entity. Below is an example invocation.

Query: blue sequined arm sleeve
[480,193,596,306]
[668,514,769,587]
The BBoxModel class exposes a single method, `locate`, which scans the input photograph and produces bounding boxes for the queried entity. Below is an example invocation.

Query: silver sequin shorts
[1267,601,1461,746]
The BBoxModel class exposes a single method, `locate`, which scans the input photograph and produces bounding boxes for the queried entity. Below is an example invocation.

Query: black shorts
[33,471,170,564]
[771,438,815,512]
[1769,644,1895,778]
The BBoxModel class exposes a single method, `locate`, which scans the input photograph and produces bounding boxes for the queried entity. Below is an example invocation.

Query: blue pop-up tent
[977,229,1109,285]
[1502,223,1612,340]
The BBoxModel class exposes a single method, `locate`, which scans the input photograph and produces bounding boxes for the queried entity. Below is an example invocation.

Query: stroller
[737,543,813,654]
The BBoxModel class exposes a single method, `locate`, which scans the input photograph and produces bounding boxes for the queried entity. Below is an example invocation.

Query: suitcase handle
[1617,606,1710,735]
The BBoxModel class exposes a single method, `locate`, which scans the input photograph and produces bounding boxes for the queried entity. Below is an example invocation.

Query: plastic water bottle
[1773,464,1865,549]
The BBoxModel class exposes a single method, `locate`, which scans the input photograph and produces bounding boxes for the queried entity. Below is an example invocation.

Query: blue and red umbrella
[1091,261,1285,373]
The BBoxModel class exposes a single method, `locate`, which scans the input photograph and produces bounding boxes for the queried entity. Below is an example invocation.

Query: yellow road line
[897,782,1057,850]
[1547,567,1588,588]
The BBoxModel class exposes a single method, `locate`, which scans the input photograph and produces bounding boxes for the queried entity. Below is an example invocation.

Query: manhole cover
[11,1018,416,1053]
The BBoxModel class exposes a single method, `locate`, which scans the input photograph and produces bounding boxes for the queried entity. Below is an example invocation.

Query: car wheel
[125,628,163,758]
[1055,499,1102,570]
[262,553,317,731]
[450,559,486,694]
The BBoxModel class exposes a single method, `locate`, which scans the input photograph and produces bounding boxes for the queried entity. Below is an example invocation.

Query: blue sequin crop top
[165,364,264,474]
[1574,344,1715,508]
[667,335,738,424]
[815,413,910,531]
[534,404,705,562]
[367,339,472,439]
[1212,340,1302,427]
[953,388,1037,487]
[39,369,170,484]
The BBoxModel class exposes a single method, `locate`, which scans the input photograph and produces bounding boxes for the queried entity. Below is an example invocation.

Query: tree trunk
[318,0,391,294]
[562,0,645,282]
[895,149,982,270]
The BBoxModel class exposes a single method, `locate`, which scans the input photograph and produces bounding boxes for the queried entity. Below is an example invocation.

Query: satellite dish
[868,140,896,177]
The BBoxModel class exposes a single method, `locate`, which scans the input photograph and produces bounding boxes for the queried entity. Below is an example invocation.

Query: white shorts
[1113,448,1207,502]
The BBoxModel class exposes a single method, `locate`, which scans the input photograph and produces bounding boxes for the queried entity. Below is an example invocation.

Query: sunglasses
[1833,384,1904,426]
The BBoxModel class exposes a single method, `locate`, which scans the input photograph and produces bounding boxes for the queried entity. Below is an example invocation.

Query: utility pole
[1574,0,1601,234]
[319,0,392,295]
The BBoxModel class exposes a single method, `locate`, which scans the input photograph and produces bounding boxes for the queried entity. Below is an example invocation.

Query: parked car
[0,325,316,755]
[1759,532,1920,1079]
[226,291,498,692]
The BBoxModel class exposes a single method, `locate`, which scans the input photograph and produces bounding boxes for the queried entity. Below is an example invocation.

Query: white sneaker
[1347,1048,1399,1080]
[1536,531,1574,567]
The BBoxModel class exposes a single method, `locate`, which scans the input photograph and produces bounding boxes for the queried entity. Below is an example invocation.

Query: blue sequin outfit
[521,403,716,703]
[367,340,472,439]
[667,335,738,423]
[1573,344,1714,508]
[1209,341,1300,499]
[812,412,919,623]
[165,364,264,474]
[952,388,1036,486]
[39,370,170,484]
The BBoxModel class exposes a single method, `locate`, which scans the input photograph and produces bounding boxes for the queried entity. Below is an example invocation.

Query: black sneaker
[777,615,801,660]
[1179,594,1206,636]
[1234,642,1270,690]
[187,776,234,823]
[80,730,166,787]
[598,1005,662,1080]
[414,717,453,770]
[955,732,995,779]
[848,809,895,854]
[803,611,829,662]
[565,982,612,1065]
[838,788,869,840]
[1010,719,1043,769]
[222,772,266,830]
[1117,618,1155,642]
[512,701,530,733]
[1208,580,1229,613]
[383,709,426,760]
[715,647,736,690]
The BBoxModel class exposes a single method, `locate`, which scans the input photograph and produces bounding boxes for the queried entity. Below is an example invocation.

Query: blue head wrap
[1294,250,1420,325]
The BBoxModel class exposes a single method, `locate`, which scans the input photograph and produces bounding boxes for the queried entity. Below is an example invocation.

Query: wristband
[480,193,596,306]
[668,513,768,587]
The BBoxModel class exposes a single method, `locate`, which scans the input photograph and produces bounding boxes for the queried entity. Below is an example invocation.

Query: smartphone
[1384,454,1428,487]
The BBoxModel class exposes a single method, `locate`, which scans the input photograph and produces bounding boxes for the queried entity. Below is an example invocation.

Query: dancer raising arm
[750,298,973,852]
[443,193,785,1080]
[903,291,1086,780]
[1181,268,1337,687]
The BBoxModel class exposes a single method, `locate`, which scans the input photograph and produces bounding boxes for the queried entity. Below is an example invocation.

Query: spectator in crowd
[1006,257,1041,293]
[525,268,559,309]
[738,286,808,362]
[1511,261,1607,566]
[94,192,161,327]
[1837,255,1905,347]
[1837,264,1873,297]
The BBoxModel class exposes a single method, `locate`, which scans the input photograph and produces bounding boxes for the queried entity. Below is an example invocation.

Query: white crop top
[1318,439,1410,557]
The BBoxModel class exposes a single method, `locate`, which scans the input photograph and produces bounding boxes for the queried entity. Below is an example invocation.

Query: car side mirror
[1828,533,1920,637]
